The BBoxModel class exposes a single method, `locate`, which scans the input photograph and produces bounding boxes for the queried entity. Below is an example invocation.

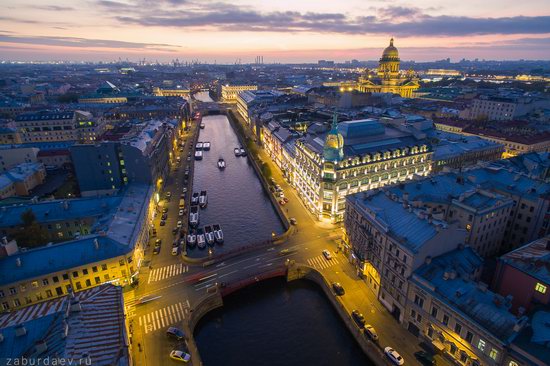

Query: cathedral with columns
[355,38,420,98]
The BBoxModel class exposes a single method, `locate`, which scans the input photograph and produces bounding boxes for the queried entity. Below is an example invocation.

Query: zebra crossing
[147,263,188,284]
[307,255,340,270]
[139,301,190,334]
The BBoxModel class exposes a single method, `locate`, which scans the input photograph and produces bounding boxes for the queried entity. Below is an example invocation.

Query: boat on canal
[186,232,196,247]
[199,190,208,208]
[203,142,211,150]
[200,123,205,129]
[217,158,226,169]
[189,205,199,227]
[234,147,241,157]
[213,224,224,244]
[239,147,246,156]
[196,142,203,150]
[197,228,206,249]
[194,151,203,160]
[191,192,199,205]
[204,225,215,246]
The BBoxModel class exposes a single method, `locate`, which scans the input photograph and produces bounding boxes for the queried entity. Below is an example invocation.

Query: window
[101,264,108,271]
[2,302,9,310]
[431,307,438,318]
[46,290,53,298]
[82,268,88,275]
[0,290,4,298]
[42,279,49,286]
[92,266,98,273]
[477,339,486,351]
[119,259,125,266]
[95,277,101,284]
[53,276,59,283]
[465,331,473,343]
[535,283,547,294]
[75,282,82,290]
[454,323,462,334]
[72,271,78,278]
[489,349,498,360]
[414,294,424,308]
[62,273,69,280]
[85,279,91,287]
[9,287,16,295]
[13,299,21,307]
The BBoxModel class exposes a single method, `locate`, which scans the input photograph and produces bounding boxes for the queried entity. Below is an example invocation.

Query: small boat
[203,142,211,150]
[200,123,205,129]
[217,158,226,169]
[199,190,208,208]
[186,232,196,247]
[204,225,215,246]
[191,192,199,205]
[213,224,224,244]
[189,205,199,227]
[194,151,203,160]
[239,147,246,156]
[197,228,206,249]
[234,147,241,157]
[196,142,203,150]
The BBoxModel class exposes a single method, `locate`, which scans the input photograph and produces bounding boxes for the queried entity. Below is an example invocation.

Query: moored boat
[186,232,196,247]
[213,224,224,244]
[234,147,241,157]
[200,123,205,129]
[199,190,208,208]
[189,205,199,227]
[197,228,206,249]
[204,225,215,246]
[217,158,226,169]
[239,147,246,156]
[203,142,211,150]
[191,192,199,205]
[194,151,203,160]
[196,142,203,150]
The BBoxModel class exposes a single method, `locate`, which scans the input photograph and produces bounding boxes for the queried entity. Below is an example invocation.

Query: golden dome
[381,38,399,59]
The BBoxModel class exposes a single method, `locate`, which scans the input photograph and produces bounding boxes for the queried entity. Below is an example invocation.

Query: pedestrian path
[139,300,191,334]
[307,255,340,270]
[147,263,188,284]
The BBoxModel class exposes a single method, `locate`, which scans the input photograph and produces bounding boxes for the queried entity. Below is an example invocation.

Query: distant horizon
[2,0,550,62]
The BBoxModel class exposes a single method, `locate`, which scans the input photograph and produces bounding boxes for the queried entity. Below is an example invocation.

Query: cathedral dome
[323,112,344,162]
[381,38,399,60]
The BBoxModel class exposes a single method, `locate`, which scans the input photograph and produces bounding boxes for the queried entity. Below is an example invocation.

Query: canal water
[187,114,284,257]
[194,278,374,366]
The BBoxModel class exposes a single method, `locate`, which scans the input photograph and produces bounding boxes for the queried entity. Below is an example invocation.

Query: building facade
[221,84,257,103]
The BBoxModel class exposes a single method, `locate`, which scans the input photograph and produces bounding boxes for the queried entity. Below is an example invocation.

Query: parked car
[167,327,185,340]
[414,351,436,365]
[384,347,405,366]
[172,247,179,256]
[160,220,166,226]
[172,227,178,235]
[182,187,187,193]
[161,213,168,220]
[162,207,168,213]
[364,325,379,342]
[169,350,191,363]
[153,246,160,255]
[179,209,184,216]
[351,310,365,328]
[279,199,286,205]
[332,282,345,296]
[322,249,332,260]
[177,220,183,228]
[289,218,297,225]
[166,192,171,198]
[155,239,162,246]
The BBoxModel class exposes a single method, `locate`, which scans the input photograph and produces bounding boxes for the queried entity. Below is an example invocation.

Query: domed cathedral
[356,38,419,98]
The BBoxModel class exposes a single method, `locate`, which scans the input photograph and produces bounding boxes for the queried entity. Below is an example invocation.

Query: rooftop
[414,247,522,343]
[500,236,550,285]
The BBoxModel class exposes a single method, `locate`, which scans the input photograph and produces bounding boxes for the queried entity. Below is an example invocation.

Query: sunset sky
[1,0,550,63]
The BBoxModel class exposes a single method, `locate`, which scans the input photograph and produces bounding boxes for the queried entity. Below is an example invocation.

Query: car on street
[289,218,297,225]
[179,239,185,246]
[155,239,162,246]
[167,327,186,340]
[172,247,179,256]
[182,187,187,193]
[172,227,178,235]
[278,192,285,198]
[414,351,436,365]
[279,199,286,205]
[187,157,191,161]
[384,347,405,365]
[170,350,191,363]
[364,324,379,342]
[177,220,183,228]
[351,310,365,328]
[179,209,184,216]
[332,282,345,296]
[166,192,171,198]
[162,207,168,213]
[160,220,166,226]
[322,249,332,260]
[153,246,161,255]
[282,197,289,203]
[161,213,168,220]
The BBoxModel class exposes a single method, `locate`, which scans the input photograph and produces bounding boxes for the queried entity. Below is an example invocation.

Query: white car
[182,187,187,193]
[170,350,191,363]
[322,249,332,260]
[384,347,404,365]
[166,192,171,198]
[179,209,184,216]
[177,220,183,228]
[171,247,179,256]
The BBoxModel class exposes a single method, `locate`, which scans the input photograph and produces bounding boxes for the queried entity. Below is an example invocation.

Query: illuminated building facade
[221,84,257,103]
[355,39,420,98]
[292,115,432,222]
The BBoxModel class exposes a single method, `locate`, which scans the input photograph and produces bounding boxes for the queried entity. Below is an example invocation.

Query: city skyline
[1,0,550,62]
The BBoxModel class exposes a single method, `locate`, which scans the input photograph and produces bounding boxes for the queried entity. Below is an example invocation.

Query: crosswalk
[139,301,190,334]
[147,263,188,284]
[307,255,340,270]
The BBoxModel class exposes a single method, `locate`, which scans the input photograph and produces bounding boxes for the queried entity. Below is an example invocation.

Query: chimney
[70,299,82,313]
[94,238,99,250]
[15,325,27,337]
[0,333,4,342]
[425,256,432,265]
[33,340,48,355]
[2,237,7,245]
[477,282,488,292]
[16,257,21,267]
